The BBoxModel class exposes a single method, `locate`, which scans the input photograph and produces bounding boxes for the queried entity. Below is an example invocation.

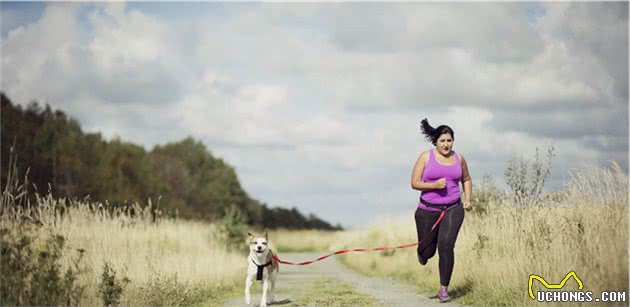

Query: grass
[1,194,246,306]
[288,278,376,307]
[331,163,628,306]
[267,229,349,253]
[2,157,626,306]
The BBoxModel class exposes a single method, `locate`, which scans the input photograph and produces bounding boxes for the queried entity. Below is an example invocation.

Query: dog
[245,232,279,307]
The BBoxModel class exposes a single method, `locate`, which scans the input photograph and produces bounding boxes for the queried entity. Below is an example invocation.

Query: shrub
[504,146,555,206]
[0,227,85,306]
[215,204,248,252]
[471,174,503,215]
[97,261,130,307]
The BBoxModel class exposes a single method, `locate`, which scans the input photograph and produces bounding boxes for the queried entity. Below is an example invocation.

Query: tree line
[1,93,341,230]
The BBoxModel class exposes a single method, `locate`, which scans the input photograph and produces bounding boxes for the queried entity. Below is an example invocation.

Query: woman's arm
[460,154,473,209]
[411,151,441,191]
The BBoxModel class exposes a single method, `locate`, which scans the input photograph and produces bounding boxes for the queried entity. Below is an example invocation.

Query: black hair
[420,118,455,145]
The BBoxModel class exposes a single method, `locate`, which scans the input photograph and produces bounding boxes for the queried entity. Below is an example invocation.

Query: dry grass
[2,157,626,306]
[332,163,629,306]
[1,195,245,306]
[267,229,349,252]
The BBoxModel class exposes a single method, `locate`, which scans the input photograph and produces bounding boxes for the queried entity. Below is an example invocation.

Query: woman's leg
[414,207,441,263]
[437,204,465,286]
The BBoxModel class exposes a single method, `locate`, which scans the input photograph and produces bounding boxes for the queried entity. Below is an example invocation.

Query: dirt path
[221,252,458,307]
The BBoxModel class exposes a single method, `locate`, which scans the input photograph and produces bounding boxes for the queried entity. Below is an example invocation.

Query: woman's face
[435,133,454,156]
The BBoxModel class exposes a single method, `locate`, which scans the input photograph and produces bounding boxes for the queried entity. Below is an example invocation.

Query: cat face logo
[528,271,584,300]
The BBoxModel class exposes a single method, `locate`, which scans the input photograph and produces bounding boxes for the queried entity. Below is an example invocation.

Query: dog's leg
[267,274,276,304]
[260,277,269,307]
[245,276,252,305]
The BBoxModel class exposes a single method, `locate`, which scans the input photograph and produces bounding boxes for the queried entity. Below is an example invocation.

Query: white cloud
[1,8,34,37]
[88,4,167,71]
[1,2,626,227]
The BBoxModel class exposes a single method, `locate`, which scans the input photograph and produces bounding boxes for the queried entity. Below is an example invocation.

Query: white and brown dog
[245,232,279,307]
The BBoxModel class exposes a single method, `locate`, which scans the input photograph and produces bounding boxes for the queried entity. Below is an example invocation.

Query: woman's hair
[420,118,455,145]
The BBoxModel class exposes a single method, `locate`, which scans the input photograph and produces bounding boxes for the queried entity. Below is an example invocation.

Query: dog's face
[248,232,269,255]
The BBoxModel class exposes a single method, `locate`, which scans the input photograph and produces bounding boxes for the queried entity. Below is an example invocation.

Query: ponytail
[420,118,436,144]
[420,118,455,145]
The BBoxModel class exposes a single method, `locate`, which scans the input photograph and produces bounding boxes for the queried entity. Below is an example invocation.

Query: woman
[410,118,472,303]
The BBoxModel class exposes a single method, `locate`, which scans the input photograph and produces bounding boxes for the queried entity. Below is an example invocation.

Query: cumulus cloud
[0,2,626,226]
[326,3,545,62]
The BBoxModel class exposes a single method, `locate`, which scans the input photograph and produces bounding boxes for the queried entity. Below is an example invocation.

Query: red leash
[272,210,446,266]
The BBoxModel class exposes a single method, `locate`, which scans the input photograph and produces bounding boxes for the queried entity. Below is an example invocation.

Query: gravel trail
[222,252,459,307]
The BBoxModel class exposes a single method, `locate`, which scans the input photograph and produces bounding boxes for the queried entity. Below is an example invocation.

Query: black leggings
[414,203,464,286]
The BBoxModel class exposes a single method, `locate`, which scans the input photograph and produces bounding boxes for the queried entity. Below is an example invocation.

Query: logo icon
[528,271,584,300]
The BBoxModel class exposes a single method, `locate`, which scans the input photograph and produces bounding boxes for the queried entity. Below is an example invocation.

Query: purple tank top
[420,149,462,205]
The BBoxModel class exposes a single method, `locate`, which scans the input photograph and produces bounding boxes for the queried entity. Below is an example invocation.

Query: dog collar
[251,257,273,281]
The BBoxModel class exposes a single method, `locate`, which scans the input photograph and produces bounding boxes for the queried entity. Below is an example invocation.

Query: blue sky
[1,2,627,227]
[1,2,44,36]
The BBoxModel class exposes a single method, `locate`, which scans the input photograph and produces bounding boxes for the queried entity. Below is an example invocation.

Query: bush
[504,146,555,206]
[215,204,248,252]
[471,174,503,215]
[0,227,85,306]
[97,261,130,307]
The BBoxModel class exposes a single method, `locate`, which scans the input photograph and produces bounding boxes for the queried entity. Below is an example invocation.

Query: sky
[1,2,628,228]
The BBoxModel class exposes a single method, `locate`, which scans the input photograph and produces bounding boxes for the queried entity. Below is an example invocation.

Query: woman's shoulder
[454,151,466,163]
[418,149,432,161]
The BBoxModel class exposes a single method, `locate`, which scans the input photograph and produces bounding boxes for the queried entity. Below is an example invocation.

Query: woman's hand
[463,200,472,211]
[433,178,446,189]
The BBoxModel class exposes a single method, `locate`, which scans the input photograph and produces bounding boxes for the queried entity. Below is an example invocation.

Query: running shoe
[438,287,451,303]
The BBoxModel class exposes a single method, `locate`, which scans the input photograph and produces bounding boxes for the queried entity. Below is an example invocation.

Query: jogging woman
[410,118,473,303]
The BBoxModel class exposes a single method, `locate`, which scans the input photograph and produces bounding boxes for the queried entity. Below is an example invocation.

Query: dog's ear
[265,232,268,240]
[248,232,254,238]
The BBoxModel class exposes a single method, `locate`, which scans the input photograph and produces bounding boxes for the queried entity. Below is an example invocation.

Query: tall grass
[1,153,245,306]
[335,162,628,306]
[2,196,246,306]
[268,229,350,253]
